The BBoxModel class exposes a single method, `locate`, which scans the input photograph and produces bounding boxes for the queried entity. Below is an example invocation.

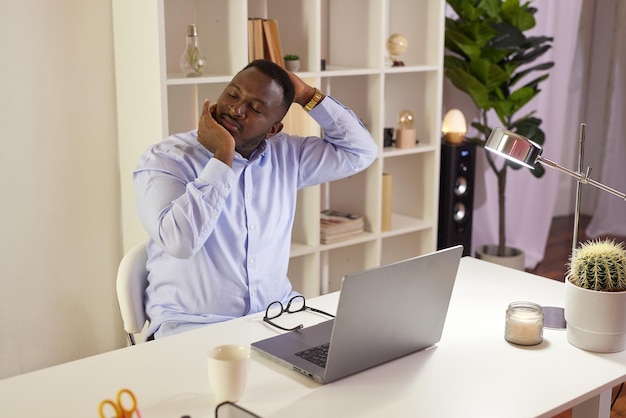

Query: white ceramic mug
[207,344,251,404]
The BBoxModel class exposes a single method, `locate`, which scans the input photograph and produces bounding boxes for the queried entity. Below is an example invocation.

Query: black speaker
[437,142,476,256]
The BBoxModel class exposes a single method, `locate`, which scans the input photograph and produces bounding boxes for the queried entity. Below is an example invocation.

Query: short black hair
[240,59,295,115]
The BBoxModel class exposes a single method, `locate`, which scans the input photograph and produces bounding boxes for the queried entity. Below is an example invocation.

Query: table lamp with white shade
[441,109,467,145]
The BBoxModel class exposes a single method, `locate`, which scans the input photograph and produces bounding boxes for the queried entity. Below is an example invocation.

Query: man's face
[214,67,286,155]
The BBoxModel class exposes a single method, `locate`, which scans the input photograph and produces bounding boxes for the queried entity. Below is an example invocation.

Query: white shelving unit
[113,0,445,298]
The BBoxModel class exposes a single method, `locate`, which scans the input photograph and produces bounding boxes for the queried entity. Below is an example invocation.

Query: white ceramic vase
[564,280,626,353]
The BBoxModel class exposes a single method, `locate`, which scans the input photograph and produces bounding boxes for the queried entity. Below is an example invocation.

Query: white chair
[116,241,149,345]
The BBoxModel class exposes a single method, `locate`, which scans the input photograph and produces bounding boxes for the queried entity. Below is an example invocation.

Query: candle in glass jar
[505,301,544,346]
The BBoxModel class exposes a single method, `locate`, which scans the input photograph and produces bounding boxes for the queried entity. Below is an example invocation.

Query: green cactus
[566,239,626,291]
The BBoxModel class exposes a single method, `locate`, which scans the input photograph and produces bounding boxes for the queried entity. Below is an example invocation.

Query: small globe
[386,34,408,57]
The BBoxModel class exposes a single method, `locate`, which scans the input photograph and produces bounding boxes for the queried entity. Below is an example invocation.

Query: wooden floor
[527,215,626,418]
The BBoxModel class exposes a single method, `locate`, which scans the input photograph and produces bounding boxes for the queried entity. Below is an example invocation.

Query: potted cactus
[564,239,626,352]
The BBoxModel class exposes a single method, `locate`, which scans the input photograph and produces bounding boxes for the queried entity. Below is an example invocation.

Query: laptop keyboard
[295,343,330,368]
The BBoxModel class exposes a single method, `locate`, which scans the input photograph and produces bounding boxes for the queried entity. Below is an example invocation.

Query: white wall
[0,0,126,379]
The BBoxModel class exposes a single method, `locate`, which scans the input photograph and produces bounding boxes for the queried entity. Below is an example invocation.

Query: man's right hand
[197,99,235,167]
[286,71,318,107]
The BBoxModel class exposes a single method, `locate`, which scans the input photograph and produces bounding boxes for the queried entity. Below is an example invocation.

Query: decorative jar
[505,301,544,346]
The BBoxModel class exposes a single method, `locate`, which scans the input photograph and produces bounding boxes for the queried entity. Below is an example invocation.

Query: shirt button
[249,258,255,264]
[249,225,255,231]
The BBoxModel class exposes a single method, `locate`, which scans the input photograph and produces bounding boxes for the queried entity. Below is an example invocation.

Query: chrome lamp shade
[485,128,542,169]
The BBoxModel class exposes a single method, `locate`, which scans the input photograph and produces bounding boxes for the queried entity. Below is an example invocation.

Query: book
[262,19,284,67]
[252,18,265,60]
[246,18,285,67]
[320,209,364,244]
[247,19,254,62]
[320,229,364,244]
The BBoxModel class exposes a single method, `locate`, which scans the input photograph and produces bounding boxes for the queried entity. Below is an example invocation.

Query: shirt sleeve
[133,140,233,259]
[296,95,378,188]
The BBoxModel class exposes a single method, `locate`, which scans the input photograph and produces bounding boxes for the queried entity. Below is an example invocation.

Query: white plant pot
[285,60,300,72]
[564,280,626,353]
[475,245,525,271]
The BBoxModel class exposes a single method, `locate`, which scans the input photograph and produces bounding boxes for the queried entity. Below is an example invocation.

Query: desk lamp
[485,125,626,253]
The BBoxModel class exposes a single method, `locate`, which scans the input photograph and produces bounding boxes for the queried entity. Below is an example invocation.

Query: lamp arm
[537,156,626,201]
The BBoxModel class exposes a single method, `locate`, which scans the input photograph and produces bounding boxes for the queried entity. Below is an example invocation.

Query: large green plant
[444,0,554,256]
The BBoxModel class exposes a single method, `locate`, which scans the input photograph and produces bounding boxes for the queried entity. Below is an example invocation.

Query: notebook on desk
[251,245,463,384]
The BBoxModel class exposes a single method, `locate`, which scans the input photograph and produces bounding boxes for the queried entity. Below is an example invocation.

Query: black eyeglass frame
[263,295,335,332]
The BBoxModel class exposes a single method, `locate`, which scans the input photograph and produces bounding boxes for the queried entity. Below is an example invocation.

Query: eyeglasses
[263,295,335,332]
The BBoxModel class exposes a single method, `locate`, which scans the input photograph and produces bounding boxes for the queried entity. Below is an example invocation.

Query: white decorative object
[386,33,408,66]
[285,59,300,72]
[395,109,416,148]
[442,109,467,144]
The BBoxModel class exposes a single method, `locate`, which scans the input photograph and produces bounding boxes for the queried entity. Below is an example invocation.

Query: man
[134,59,377,338]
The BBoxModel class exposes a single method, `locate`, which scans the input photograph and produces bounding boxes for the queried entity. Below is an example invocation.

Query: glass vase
[180,24,206,77]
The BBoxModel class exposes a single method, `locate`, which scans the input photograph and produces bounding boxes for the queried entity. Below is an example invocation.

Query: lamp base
[443,132,465,145]
[395,128,416,149]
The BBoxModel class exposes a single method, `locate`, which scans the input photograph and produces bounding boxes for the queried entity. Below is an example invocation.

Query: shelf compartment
[163,0,248,78]
[381,231,434,266]
[327,0,384,69]
[265,0,321,72]
[288,253,320,298]
[384,71,442,148]
[292,186,321,248]
[387,0,445,67]
[323,240,380,293]
[321,74,383,146]
[382,152,437,229]
[165,82,227,136]
[323,168,373,231]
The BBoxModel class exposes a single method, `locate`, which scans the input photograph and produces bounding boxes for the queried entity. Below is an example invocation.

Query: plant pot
[564,280,626,352]
[285,60,300,72]
[475,245,525,271]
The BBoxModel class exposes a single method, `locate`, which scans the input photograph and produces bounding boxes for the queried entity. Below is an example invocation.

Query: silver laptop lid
[323,245,463,382]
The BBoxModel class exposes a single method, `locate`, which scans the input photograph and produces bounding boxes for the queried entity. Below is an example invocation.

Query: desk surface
[2,257,626,417]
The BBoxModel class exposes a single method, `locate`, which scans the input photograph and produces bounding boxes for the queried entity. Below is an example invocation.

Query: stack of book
[247,18,284,67]
[320,209,365,244]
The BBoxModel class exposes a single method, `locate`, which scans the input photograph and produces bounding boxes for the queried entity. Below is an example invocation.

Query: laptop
[251,245,463,384]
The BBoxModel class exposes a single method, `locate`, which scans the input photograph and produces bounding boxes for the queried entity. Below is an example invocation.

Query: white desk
[1,257,625,417]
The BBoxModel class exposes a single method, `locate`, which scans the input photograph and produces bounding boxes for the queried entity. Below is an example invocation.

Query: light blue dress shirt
[134,96,377,338]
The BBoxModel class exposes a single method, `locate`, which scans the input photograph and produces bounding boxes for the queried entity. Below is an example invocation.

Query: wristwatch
[303,88,324,112]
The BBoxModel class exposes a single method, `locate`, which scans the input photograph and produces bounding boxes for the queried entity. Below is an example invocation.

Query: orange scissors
[98,388,141,418]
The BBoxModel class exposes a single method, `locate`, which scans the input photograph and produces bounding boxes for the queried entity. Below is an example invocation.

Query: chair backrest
[116,241,149,345]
